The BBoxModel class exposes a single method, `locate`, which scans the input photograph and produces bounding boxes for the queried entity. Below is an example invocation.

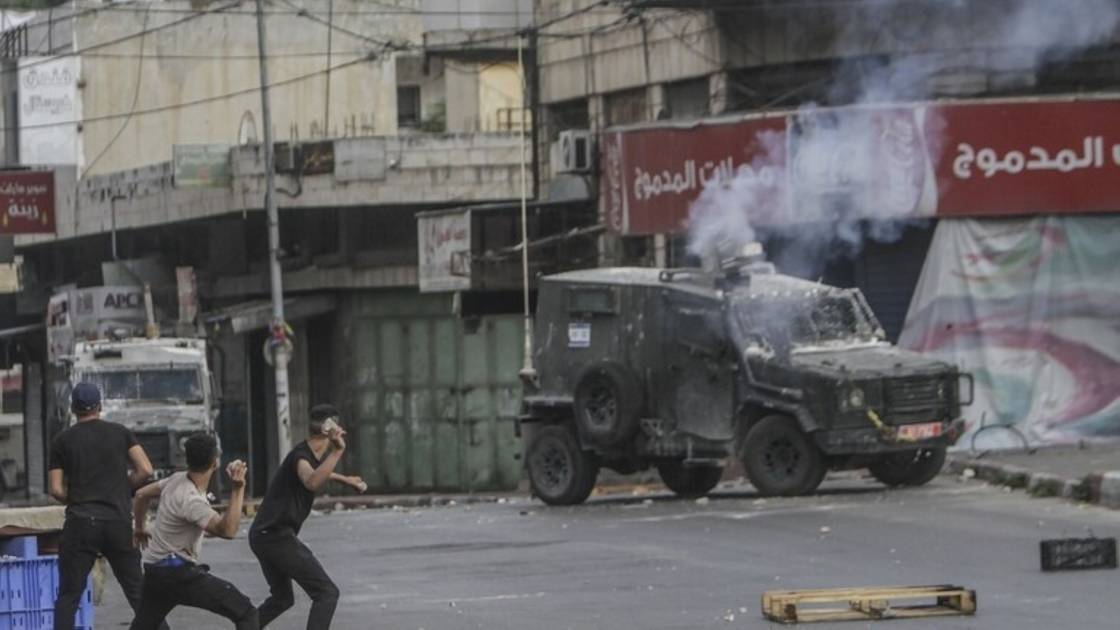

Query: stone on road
[100,477,1120,629]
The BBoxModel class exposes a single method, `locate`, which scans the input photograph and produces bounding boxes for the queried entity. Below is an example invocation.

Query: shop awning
[0,323,44,340]
[203,294,336,335]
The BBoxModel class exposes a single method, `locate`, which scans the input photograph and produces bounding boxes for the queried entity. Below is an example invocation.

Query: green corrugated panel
[346,298,524,493]
[433,319,461,489]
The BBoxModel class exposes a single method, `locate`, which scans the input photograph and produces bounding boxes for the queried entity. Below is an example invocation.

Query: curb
[946,456,1108,507]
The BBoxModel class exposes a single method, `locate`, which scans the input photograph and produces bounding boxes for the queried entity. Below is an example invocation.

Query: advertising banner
[603,99,1120,235]
[900,216,1120,447]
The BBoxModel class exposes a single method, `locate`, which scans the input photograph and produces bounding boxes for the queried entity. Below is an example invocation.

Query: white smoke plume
[687,0,1120,276]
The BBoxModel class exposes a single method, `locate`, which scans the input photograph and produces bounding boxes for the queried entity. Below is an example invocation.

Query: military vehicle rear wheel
[573,362,641,446]
[741,415,826,497]
[527,424,599,506]
[868,448,947,487]
[656,461,724,498]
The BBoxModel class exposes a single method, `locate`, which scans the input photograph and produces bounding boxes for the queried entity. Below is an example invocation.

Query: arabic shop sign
[936,99,1120,217]
[417,209,472,292]
[173,144,232,188]
[0,170,55,234]
[602,99,1120,235]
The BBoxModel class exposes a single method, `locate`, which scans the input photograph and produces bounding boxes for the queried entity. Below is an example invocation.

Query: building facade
[0,0,548,497]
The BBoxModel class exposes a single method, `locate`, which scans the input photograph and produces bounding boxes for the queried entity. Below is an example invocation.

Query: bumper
[814,418,965,455]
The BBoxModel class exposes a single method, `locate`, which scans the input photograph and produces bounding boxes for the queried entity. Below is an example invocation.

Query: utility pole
[256,0,292,460]
[517,33,535,381]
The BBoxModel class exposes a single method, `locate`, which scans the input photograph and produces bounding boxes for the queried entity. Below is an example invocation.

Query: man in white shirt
[129,434,257,630]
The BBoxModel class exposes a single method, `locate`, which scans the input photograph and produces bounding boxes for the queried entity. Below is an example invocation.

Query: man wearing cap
[249,403,366,629]
[49,382,163,630]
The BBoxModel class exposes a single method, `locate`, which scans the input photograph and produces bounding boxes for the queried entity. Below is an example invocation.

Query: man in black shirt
[249,404,366,630]
[49,382,165,630]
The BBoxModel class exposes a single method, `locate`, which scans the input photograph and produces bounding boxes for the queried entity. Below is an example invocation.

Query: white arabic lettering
[954,136,1111,179]
[632,158,780,201]
[7,202,40,221]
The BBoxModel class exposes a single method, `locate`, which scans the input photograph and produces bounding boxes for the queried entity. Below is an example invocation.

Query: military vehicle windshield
[77,368,204,404]
[726,282,883,353]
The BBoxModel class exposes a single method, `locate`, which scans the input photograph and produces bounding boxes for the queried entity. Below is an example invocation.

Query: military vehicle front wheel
[741,415,826,497]
[868,448,947,487]
[527,424,599,506]
[657,461,724,498]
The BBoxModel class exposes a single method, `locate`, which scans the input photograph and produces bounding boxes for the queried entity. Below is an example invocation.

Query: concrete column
[648,83,667,120]
[588,94,606,132]
[710,71,731,115]
[654,234,668,268]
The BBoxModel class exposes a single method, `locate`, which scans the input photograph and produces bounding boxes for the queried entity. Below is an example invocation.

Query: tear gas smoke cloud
[687,0,1120,278]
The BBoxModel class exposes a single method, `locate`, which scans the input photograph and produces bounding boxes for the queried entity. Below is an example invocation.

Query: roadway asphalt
[99,475,1120,629]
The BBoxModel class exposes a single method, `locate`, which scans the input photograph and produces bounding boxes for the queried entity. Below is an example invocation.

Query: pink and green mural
[900,216,1120,448]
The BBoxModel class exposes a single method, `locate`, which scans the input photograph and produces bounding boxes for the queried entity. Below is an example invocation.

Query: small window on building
[664,78,710,120]
[605,87,648,127]
[546,98,590,141]
[397,86,421,128]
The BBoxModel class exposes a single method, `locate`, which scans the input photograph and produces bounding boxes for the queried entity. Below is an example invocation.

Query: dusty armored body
[521,254,970,505]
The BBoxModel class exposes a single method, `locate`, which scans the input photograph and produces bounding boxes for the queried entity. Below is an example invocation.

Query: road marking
[416,592,548,604]
[616,503,854,524]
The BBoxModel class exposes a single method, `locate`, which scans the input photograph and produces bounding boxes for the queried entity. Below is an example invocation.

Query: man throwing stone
[250,404,366,629]
[129,435,257,629]
[49,382,161,630]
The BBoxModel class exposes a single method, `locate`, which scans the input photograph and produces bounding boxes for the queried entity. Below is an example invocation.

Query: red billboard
[602,99,1120,235]
[0,170,55,234]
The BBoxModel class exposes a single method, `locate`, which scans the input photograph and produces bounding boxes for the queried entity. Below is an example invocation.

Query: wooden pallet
[762,585,977,624]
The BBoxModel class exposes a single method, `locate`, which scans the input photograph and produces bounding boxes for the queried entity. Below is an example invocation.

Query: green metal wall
[341,292,523,492]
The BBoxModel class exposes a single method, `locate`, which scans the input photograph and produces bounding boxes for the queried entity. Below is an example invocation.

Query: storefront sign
[173,144,232,187]
[603,99,1120,235]
[418,210,472,292]
[19,56,80,167]
[0,170,55,234]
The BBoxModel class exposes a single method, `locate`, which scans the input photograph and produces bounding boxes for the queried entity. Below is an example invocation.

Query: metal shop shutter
[854,222,937,343]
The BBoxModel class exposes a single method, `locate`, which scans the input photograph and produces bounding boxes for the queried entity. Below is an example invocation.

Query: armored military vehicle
[521,250,970,505]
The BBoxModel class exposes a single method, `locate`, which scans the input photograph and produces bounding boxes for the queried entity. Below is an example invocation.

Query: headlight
[848,388,865,409]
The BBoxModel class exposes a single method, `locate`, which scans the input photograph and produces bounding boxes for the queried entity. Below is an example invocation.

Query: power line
[1,0,624,134]
[1,51,379,133]
[81,3,151,176]
[76,50,368,60]
[2,0,245,79]
[278,0,618,53]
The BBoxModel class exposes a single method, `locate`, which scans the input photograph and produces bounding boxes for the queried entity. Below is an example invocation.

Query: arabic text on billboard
[604,99,1120,235]
[19,57,80,167]
[0,170,55,234]
[173,145,232,187]
[418,211,472,292]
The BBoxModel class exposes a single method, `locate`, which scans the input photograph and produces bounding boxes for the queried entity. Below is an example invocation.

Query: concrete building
[0,0,557,497]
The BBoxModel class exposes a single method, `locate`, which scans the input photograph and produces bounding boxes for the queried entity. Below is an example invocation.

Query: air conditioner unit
[550,129,594,174]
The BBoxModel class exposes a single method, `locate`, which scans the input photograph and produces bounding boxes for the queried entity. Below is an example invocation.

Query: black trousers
[54,517,169,630]
[250,530,339,630]
[129,563,258,630]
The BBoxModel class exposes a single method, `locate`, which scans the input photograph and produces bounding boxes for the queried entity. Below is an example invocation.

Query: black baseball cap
[71,382,101,413]
[310,404,340,422]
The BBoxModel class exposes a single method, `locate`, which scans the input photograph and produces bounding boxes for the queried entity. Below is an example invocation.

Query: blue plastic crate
[0,557,91,629]
[29,561,53,611]
[0,538,37,561]
[1,561,27,611]
[0,610,30,629]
